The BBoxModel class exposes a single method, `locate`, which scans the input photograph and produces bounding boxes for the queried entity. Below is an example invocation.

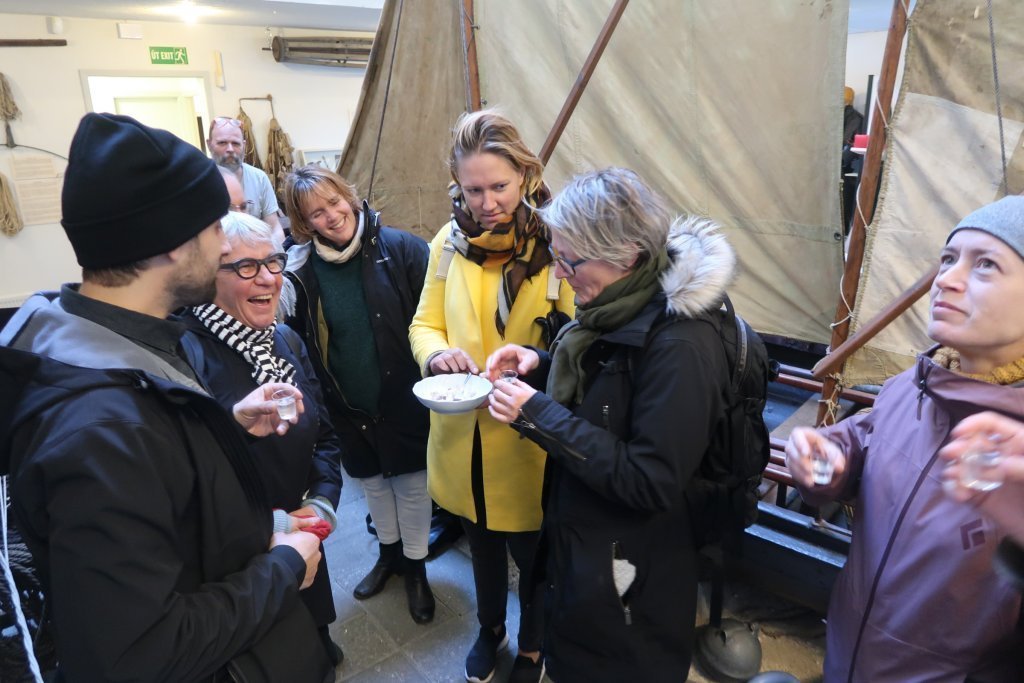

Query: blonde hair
[282,165,360,244]
[447,109,544,199]
[538,167,670,269]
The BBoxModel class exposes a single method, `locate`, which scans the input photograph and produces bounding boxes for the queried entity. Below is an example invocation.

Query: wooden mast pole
[816,0,911,426]
[538,0,630,165]
[460,0,482,112]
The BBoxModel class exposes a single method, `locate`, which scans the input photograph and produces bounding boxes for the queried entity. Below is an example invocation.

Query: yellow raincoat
[410,224,575,531]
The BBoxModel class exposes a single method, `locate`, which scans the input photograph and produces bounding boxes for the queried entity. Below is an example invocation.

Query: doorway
[81,72,212,151]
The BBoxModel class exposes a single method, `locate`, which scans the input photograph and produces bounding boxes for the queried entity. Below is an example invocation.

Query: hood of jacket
[660,215,736,318]
[0,292,205,474]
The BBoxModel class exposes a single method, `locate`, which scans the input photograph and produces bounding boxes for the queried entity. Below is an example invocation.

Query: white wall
[0,13,369,304]
[846,31,889,122]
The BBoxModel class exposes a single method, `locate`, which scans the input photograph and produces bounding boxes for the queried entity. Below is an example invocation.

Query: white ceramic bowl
[412,373,493,414]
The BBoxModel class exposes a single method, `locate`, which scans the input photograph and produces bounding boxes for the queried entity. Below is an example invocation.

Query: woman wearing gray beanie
[785,194,1024,682]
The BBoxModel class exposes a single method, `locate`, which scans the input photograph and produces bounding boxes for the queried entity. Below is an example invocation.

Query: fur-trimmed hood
[660,215,736,318]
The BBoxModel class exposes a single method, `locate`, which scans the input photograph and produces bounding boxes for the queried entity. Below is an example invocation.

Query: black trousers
[460,515,544,652]
[458,421,544,652]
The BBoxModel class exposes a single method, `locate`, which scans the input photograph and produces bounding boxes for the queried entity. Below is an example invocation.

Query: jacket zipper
[518,403,588,461]
[602,405,610,430]
[612,540,632,625]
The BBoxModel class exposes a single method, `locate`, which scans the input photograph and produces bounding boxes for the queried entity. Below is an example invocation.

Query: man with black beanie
[0,113,334,682]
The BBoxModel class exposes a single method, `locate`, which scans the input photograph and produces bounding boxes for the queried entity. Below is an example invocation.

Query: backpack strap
[546,267,560,301]
[435,222,457,280]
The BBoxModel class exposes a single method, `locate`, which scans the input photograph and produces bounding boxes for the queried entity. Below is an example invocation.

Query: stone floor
[322,469,826,683]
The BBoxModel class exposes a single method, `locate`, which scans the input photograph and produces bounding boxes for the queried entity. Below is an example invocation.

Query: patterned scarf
[192,304,297,386]
[449,185,553,337]
[932,346,1024,385]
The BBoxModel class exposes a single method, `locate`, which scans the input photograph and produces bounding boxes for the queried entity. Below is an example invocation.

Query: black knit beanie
[61,113,229,269]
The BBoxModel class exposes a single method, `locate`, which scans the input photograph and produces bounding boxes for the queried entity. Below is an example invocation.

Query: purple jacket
[799,353,1023,683]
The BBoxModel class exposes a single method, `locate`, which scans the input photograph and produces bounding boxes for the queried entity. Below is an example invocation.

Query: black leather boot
[404,557,435,624]
[353,540,403,600]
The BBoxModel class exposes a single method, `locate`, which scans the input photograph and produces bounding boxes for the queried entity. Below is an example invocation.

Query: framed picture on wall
[297,149,342,171]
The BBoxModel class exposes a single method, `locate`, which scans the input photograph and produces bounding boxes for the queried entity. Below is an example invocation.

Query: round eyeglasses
[547,244,588,276]
[218,253,287,279]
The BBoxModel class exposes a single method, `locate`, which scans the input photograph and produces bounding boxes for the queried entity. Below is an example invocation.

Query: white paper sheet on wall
[11,155,58,180]
[15,178,62,225]
[8,155,63,226]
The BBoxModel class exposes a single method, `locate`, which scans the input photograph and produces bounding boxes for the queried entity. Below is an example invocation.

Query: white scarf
[312,211,365,263]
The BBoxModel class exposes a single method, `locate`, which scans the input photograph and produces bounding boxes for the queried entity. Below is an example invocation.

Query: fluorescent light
[151,1,219,23]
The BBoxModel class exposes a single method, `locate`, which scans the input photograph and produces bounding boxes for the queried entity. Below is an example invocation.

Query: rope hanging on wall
[0,173,23,237]
[0,72,20,148]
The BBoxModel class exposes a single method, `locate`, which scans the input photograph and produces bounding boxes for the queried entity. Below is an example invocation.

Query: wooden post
[460,0,482,112]
[812,264,938,380]
[538,0,630,165]
[816,0,910,426]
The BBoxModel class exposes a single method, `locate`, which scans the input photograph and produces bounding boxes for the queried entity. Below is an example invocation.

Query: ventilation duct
[270,36,373,68]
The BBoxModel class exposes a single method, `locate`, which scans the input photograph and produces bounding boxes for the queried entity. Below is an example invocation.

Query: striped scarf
[449,185,553,337]
[192,304,297,386]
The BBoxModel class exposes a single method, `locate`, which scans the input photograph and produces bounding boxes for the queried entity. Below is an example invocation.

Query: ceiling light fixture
[151,1,218,24]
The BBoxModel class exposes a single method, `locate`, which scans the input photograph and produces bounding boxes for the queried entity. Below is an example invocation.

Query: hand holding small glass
[785,427,847,488]
[233,382,304,436]
[484,343,540,383]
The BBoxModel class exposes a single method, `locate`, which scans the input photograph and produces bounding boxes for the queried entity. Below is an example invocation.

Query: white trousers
[358,469,431,560]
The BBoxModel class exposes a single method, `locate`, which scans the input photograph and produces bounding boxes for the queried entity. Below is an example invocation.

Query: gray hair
[537,167,669,269]
[220,211,283,253]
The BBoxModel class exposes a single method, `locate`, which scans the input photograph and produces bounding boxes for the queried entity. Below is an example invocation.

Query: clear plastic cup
[811,444,837,486]
[272,389,297,421]
[959,449,1003,491]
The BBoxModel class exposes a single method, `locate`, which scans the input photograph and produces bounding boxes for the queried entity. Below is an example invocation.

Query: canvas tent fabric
[337,0,467,241]
[842,0,1024,387]
[339,0,848,342]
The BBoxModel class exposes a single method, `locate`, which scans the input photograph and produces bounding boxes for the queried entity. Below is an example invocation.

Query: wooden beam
[0,39,67,47]
[816,0,910,426]
[538,0,629,165]
[460,0,482,112]
[812,263,937,380]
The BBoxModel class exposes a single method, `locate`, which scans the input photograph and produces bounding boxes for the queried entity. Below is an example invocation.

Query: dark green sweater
[313,253,381,414]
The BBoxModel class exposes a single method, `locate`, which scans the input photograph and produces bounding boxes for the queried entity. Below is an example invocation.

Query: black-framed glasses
[218,253,287,279]
[548,244,588,276]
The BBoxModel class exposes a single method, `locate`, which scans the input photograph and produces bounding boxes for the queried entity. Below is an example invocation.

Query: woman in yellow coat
[409,109,574,683]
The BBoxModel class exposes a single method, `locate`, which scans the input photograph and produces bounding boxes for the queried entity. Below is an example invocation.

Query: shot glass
[811,444,837,486]
[272,388,298,421]
[959,449,1003,492]
[497,370,519,385]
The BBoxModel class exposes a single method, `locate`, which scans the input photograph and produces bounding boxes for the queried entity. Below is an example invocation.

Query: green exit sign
[149,46,188,65]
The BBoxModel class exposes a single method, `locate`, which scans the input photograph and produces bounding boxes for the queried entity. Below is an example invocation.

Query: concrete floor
[322,469,826,683]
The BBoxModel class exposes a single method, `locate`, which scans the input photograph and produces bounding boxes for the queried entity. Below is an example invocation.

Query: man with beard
[0,113,334,682]
[207,116,284,239]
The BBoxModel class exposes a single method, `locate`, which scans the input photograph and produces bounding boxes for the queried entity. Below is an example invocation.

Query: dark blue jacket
[285,201,429,479]
[181,317,343,626]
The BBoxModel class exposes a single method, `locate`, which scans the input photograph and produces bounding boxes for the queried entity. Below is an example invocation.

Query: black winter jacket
[181,316,343,626]
[0,293,330,682]
[285,201,430,479]
[515,218,736,683]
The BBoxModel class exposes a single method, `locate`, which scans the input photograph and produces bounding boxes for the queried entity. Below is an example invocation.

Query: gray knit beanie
[946,195,1024,261]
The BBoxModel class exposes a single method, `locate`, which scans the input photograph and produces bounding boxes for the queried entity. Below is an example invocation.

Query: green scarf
[548,248,669,405]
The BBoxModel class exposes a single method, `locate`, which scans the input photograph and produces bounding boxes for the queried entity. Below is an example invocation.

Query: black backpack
[686,295,778,550]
